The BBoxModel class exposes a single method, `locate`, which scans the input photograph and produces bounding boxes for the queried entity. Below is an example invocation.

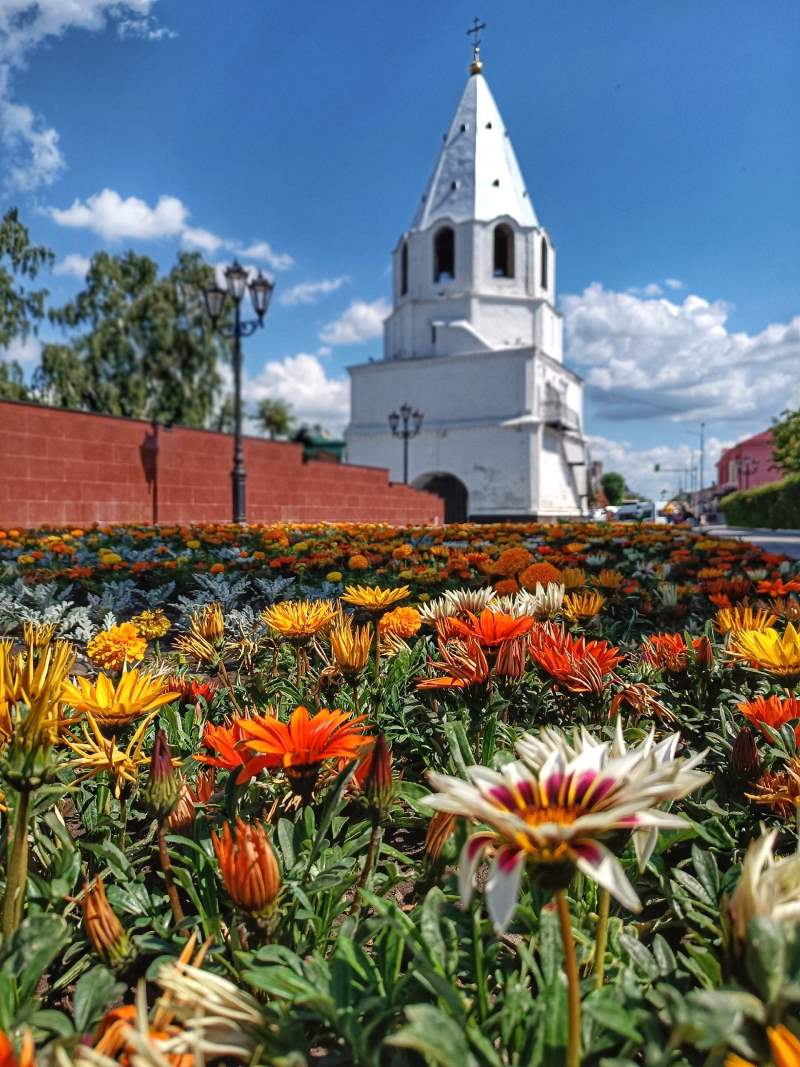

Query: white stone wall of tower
[345,64,587,519]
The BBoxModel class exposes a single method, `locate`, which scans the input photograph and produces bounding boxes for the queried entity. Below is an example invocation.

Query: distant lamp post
[738,455,759,491]
[202,262,275,523]
[388,403,423,484]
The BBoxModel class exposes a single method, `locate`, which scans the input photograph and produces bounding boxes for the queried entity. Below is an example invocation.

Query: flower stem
[350,820,382,915]
[157,825,186,929]
[593,888,610,989]
[556,889,581,1067]
[2,787,32,940]
[372,621,381,685]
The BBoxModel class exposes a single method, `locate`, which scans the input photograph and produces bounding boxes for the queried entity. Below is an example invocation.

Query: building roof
[411,70,538,231]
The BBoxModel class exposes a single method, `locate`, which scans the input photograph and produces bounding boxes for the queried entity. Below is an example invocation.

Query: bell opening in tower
[433,226,455,282]
[493,223,514,278]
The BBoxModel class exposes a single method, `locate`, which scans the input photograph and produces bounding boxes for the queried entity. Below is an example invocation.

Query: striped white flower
[424,726,707,930]
[728,830,800,944]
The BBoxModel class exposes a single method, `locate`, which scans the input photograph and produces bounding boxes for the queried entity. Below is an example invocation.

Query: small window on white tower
[540,238,549,290]
[493,224,514,278]
[400,242,408,296]
[434,226,455,282]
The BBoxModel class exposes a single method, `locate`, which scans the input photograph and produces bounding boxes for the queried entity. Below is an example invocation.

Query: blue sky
[1,0,799,496]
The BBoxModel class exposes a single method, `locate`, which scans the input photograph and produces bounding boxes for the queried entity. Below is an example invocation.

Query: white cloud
[0,2,170,191]
[320,298,391,345]
[280,276,349,307]
[1,333,41,365]
[49,188,293,269]
[50,188,187,240]
[245,353,350,432]
[588,434,731,500]
[54,253,91,278]
[665,278,684,291]
[563,282,800,425]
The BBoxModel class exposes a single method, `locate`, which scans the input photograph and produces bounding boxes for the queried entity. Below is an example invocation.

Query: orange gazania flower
[642,633,712,672]
[726,1024,800,1067]
[448,608,534,647]
[757,578,800,597]
[418,635,490,690]
[195,719,277,785]
[211,817,281,917]
[738,694,800,738]
[528,625,623,694]
[237,705,370,798]
[0,1030,35,1067]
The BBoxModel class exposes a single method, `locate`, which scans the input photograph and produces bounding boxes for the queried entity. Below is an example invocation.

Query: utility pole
[699,421,705,516]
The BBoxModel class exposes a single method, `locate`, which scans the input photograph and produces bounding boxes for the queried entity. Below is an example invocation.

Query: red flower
[196,719,277,785]
[756,578,800,597]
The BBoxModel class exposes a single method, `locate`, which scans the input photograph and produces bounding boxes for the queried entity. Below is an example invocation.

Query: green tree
[36,250,229,427]
[771,409,800,476]
[601,471,626,505]
[255,396,294,439]
[0,208,53,402]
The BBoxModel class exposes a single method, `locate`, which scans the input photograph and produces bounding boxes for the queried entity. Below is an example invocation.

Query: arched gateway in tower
[345,42,588,520]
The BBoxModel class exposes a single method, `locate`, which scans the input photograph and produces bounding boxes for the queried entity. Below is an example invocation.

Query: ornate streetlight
[388,403,423,484]
[203,262,274,523]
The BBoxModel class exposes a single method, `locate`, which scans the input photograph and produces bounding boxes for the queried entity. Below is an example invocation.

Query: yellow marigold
[326,571,343,582]
[519,562,562,590]
[379,606,422,639]
[715,603,778,636]
[87,623,147,671]
[560,567,586,590]
[130,609,171,640]
[494,547,534,577]
[348,554,370,570]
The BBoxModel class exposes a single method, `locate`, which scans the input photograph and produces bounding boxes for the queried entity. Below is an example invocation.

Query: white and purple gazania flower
[424,725,708,930]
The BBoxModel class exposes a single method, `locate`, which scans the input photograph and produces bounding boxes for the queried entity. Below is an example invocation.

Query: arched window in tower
[433,226,455,283]
[400,241,409,296]
[540,238,549,290]
[493,224,514,278]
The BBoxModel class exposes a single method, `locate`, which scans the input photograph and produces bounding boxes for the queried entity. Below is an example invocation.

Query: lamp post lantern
[388,402,423,484]
[203,262,275,523]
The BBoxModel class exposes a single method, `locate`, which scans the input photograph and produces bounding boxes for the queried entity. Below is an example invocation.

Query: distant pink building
[716,429,782,495]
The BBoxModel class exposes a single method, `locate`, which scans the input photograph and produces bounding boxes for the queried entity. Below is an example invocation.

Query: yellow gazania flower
[715,603,778,636]
[340,585,411,614]
[87,623,147,671]
[594,569,625,590]
[0,637,75,752]
[560,567,586,590]
[725,1025,800,1067]
[329,615,372,674]
[64,710,158,798]
[730,624,800,678]
[194,602,226,641]
[563,590,606,620]
[173,603,227,666]
[21,621,57,648]
[261,599,336,639]
[61,668,180,728]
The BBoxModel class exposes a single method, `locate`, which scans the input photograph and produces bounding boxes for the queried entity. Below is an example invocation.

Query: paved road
[703,525,800,561]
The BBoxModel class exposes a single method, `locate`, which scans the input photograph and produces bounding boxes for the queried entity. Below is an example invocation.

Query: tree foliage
[0,208,53,402]
[771,409,800,476]
[255,396,294,439]
[601,471,626,505]
[36,250,230,428]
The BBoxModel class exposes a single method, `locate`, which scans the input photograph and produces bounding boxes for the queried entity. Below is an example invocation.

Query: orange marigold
[494,547,534,577]
[519,562,562,590]
[86,623,147,671]
[348,553,370,570]
[379,606,422,639]
[493,577,519,596]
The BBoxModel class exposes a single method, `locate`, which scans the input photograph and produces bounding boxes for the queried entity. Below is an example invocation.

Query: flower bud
[166,779,196,832]
[354,734,395,819]
[211,818,281,920]
[731,726,760,780]
[424,811,456,864]
[81,879,136,969]
[694,635,714,668]
[144,728,181,821]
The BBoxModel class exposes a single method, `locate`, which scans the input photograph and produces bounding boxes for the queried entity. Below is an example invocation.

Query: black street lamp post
[203,261,274,523]
[388,403,423,484]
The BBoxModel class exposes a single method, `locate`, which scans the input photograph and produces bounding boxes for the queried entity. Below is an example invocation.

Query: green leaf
[584,991,643,1042]
[72,966,125,1033]
[387,1004,477,1067]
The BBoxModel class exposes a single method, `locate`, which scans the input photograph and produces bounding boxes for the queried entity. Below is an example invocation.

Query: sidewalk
[703,524,800,561]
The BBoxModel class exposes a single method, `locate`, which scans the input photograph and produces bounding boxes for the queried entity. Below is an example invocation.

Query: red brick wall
[0,401,444,527]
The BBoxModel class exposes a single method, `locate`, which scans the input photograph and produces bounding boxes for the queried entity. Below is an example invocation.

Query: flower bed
[1,520,800,1066]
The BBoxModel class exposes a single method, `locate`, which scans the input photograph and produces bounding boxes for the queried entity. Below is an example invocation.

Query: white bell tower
[346,35,588,521]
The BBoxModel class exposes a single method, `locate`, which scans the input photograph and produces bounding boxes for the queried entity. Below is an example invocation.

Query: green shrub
[720,472,800,528]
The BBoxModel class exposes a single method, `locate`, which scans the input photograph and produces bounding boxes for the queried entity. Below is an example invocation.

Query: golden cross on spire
[466,16,487,74]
